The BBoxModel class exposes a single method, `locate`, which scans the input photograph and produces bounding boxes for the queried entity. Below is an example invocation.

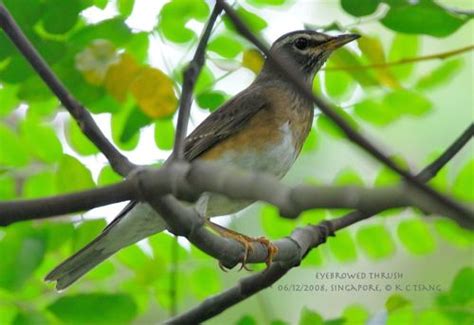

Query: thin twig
[325,45,474,71]
[0,4,136,177]
[216,0,471,221]
[166,123,474,324]
[172,4,223,160]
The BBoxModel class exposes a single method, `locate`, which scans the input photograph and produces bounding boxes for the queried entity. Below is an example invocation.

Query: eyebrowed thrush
[46,30,360,290]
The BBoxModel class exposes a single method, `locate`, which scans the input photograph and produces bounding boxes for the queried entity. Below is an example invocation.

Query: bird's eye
[294,38,309,50]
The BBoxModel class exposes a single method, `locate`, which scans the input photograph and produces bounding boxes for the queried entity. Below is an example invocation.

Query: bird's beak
[322,33,360,51]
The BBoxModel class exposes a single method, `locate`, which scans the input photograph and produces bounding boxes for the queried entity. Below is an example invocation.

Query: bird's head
[260,30,360,82]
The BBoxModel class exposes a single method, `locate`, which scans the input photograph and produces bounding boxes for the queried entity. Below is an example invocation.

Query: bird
[46,30,360,290]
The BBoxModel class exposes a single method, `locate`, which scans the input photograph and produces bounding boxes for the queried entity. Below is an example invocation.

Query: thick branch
[167,123,474,324]
[172,5,222,160]
[0,4,135,176]
[325,45,474,71]
[216,0,471,222]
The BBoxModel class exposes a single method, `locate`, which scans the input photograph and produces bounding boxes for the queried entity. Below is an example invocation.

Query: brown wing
[184,85,268,161]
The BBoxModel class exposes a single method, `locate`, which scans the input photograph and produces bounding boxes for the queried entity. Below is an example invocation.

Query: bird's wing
[184,86,268,161]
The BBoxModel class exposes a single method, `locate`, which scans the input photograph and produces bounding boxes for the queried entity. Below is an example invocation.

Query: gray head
[259,30,360,83]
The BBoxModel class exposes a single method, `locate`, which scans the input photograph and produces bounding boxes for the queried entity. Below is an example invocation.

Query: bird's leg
[205,220,278,271]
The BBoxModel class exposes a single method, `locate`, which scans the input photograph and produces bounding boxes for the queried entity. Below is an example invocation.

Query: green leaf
[12,310,48,325]
[190,266,221,299]
[385,294,411,312]
[299,307,323,325]
[120,106,152,143]
[66,118,100,156]
[43,0,82,34]
[0,123,29,167]
[224,6,268,34]
[327,230,358,263]
[416,59,463,90]
[1,55,35,84]
[397,218,435,255]
[354,99,397,126]
[340,0,380,17]
[0,86,19,117]
[118,0,135,17]
[325,60,355,101]
[125,32,150,63]
[154,118,175,150]
[434,219,473,248]
[381,1,470,37]
[302,128,318,153]
[418,309,452,325]
[452,160,474,202]
[334,168,364,186]
[158,0,209,43]
[196,90,227,111]
[98,165,122,186]
[208,34,244,58]
[0,175,16,200]
[342,304,369,324]
[316,108,359,139]
[0,224,47,291]
[247,0,288,6]
[23,172,57,199]
[450,267,474,305]
[70,18,133,48]
[383,90,432,117]
[48,294,137,324]
[73,219,106,251]
[237,315,257,325]
[356,224,396,259]
[20,117,63,163]
[260,205,296,239]
[111,104,140,151]
[56,154,95,194]
[2,0,43,27]
[194,66,215,95]
[27,99,59,118]
[328,48,379,87]
[388,34,419,80]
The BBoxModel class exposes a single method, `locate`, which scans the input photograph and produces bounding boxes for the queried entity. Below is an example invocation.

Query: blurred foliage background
[0,0,473,324]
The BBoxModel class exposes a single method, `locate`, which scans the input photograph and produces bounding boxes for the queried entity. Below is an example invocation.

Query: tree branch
[216,0,471,222]
[172,4,222,160]
[0,4,136,177]
[325,45,474,71]
[166,123,474,324]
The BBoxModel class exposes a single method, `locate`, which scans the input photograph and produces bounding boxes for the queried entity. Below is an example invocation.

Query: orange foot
[205,220,278,271]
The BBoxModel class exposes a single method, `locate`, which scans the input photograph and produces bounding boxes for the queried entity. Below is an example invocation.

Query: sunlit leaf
[190,266,221,299]
[327,230,357,263]
[334,168,364,186]
[0,86,19,117]
[117,0,135,17]
[73,219,106,251]
[154,118,175,150]
[121,106,152,142]
[434,219,473,248]
[354,99,395,126]
[316,108,359,139]
[12,310,48,325]
[194,66,215,95]
[111,104,140,151]
[237,315,257,325]
[397,218,435,255]
[23,172,57,199]
[130,67,178,118]
[0,175,15,200]
[327,48,379,87]
[452,160,474,202]
[208,34,244,59]
[56,154,95,193]
[416,59,463,90]
[157,0,209,43]
[247,0,288,6]
[356,224,396,259]
[385,294,411,312]
[0,123,29,167]
[325,59,356,101]
[98,165,122,186]
[242,49,264,74]
[48,294,137,324]
[299,307,323,325]
[20,117,63,163]
[449,267,474,304]
[388,34,419,80]
[223,6,268,34]
[196,90,228,111]
[342,304,369,324]
[70,18,132,48]
[302,128,318,153]
[66,118,100,156]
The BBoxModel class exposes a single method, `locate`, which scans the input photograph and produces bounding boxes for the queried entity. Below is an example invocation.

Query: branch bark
[216,0,471,221]
[0,4,136,177]
[166,123,474,324]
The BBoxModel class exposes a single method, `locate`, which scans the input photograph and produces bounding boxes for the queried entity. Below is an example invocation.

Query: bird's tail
[45,202,168,290]
[45,232,116,290]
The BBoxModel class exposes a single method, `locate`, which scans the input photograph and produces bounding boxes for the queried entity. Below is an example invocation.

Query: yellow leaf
[357,35,401,89]
[75,39,120,86]
[129,67,178,118]
[242,49,264,74]
[105,53,142,102]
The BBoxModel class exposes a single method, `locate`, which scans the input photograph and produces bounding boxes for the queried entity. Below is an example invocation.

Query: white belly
[201,122,297,217]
